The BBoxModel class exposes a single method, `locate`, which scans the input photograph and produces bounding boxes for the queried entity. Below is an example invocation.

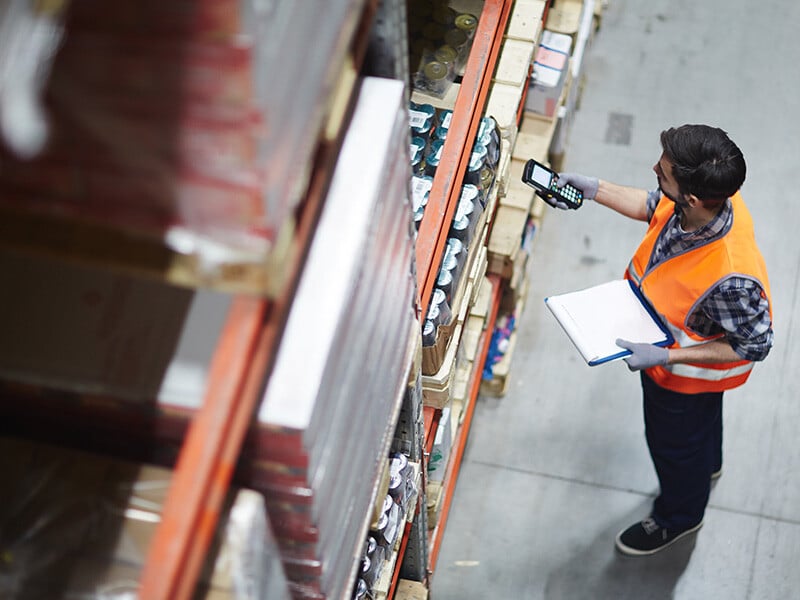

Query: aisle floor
[430,1,800,598]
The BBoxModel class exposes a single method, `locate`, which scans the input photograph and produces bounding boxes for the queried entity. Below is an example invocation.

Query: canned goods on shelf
[444,27,469,51]
[436,270,454,304]
[411,174,433,212]
[409,101,436,139]
[455,13,478,37]
[430,287,452,326]
[480,166,496,196]
[388,472,407,508]
[353,578,369,600]
[426,302,442,328]
[413,207,425,234]
[447,237,466,270]
[422,319,437,347]
[464,144,488,186]
[450,214,472,245]
[434,44,459,69]
[390,452,409,475]
[420,59,451,97]
[424,138,445,177]
[438,108,454,130]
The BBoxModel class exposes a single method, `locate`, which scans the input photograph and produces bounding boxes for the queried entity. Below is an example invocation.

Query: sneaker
[615,517,703,556]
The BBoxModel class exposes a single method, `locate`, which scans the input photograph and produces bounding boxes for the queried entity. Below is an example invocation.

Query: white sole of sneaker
[615,520,704,556]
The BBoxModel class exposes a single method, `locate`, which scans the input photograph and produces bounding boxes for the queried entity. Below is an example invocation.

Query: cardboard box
[0,250,198,403]
[426,480,443,530]
[525,32,571,117]
[421,316,458,377]
[505,0,546,42]
[540,29,574,55]
[544,0,584,40]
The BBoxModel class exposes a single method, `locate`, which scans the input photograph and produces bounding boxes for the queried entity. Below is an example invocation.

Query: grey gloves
[616,338,669,371]
[556,172,599,200]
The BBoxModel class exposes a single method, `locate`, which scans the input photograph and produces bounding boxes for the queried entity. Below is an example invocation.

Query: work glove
[615,338,669,371]
[556,172,599,200]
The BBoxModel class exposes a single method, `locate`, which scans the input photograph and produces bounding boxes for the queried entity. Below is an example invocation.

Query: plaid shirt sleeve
[645,189,661,221]
[687,277,773,361]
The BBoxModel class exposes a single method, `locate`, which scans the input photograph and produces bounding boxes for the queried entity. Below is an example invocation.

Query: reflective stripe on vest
[626,259,641,286]
[670,361,753,381]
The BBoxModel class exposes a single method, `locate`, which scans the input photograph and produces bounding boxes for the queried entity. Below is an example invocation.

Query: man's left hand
[616,338,669,371]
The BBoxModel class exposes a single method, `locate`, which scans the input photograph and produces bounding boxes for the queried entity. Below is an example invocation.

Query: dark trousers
[641,371,723,531]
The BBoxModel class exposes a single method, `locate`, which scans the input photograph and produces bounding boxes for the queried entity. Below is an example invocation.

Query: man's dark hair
[660,124,746,202]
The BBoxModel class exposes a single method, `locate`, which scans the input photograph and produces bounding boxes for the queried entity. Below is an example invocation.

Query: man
[555,124,773,555]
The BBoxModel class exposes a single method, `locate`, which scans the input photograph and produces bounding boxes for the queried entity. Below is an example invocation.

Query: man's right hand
[557,172,599,200]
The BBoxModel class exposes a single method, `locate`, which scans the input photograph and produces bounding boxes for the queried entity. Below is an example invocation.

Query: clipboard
[544,279,674,366]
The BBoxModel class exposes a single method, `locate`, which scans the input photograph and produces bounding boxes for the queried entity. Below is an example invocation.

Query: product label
[408,109,428,129]
[411,176,433,211]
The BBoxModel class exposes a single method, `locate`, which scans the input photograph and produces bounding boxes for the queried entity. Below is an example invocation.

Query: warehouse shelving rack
[0,0,520,597]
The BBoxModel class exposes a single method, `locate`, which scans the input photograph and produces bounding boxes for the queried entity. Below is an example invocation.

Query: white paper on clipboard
[544,279,673,366]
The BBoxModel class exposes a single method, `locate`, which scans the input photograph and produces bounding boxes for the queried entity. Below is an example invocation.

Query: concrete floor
[430,0,800,598]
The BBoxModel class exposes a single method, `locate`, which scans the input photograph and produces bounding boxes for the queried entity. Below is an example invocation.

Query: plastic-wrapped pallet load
[0,45,417,600]
[526,30,572,117]
[0,0,370,286]
[255,76,418,600]
[0,435,291,600]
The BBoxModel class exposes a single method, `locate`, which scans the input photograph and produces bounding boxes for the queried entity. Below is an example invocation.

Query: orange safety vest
[625,192,772,394]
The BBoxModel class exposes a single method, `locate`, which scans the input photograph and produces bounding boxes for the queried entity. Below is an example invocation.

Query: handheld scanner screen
[531,163,553,189]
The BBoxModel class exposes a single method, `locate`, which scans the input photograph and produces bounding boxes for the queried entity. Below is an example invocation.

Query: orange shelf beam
[415,0,513,318]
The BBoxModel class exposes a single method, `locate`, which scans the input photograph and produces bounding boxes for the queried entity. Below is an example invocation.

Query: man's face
[653,153,689,207]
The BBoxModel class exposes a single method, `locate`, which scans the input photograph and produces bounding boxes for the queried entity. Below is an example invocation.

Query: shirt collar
[672,197,732,241]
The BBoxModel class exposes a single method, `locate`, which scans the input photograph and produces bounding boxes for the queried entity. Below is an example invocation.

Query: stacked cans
[409,103,502,349]
[407,0,478,97]
[351,452,418,599]
[409,102,501,244]
[423,243,460,349]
